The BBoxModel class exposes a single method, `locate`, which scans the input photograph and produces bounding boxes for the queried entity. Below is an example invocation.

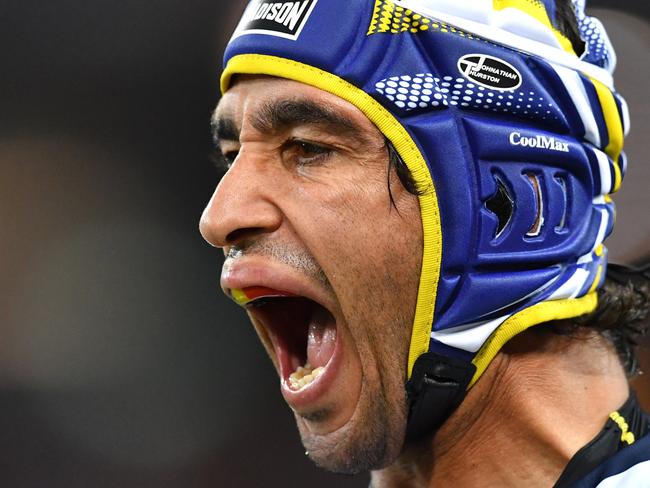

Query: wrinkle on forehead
[212,76,384,148]
[250,98,367,142]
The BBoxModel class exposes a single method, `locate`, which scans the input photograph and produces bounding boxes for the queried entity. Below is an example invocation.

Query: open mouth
[229,286,337,391]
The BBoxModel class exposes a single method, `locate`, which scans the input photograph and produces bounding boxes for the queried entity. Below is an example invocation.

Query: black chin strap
[405,352,476,441]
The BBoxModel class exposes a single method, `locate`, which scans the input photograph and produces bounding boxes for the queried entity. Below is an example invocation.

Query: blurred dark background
[1,2,648,487]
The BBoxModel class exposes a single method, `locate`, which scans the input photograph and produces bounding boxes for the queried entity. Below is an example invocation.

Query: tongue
[306,305,337,368]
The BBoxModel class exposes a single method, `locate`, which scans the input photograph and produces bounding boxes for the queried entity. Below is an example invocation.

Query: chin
[296,383,409,475]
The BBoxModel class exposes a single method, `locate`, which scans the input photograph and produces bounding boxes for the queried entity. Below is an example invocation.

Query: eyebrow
[212,98,369,145]
[213,117,239,143]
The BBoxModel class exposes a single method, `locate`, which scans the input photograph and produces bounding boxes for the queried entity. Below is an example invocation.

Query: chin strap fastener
[405,352,476,441]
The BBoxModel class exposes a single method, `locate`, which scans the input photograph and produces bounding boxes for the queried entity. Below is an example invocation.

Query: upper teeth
[289,364,324,390]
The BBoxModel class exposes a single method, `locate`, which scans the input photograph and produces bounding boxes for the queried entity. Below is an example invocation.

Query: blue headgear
[221,0,629,435]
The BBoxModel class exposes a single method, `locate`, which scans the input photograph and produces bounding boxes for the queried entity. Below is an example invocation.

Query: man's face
[200,76,423,472]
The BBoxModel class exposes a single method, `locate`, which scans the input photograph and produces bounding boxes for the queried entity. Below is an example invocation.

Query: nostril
[226,227,269,245]
[200,162,284,247]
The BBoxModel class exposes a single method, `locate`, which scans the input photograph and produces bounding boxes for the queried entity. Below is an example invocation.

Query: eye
[283,139,332,167]
[211,148,239,173]
[222,150,239,167]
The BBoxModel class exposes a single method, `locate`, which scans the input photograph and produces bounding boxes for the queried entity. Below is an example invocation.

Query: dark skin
[201,76,629,486]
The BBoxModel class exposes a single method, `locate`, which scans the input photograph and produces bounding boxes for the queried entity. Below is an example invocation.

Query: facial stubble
[301,270,413,474]
[301,383,407,475]
[232,239,410,474]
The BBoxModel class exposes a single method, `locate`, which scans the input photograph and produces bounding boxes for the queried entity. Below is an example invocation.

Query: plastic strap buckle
[405,352,476,441]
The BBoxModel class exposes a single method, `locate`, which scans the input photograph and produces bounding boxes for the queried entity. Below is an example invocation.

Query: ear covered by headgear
[221,0,629,437]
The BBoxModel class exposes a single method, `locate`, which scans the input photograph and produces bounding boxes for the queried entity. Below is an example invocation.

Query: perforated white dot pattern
[375,74,449,110]
[572,0,611,70]
[375,73,557,120]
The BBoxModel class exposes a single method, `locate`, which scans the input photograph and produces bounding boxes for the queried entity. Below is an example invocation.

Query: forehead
[215,75,381,137]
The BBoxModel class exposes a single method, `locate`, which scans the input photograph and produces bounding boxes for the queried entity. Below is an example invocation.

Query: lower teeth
[289,364,325,390]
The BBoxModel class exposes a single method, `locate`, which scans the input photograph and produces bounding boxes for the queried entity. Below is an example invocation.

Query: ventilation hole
[555,175,568,232]
[485,178,514,239]
[526,173,544,238]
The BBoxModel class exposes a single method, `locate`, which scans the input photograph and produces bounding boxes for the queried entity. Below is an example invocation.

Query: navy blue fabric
[571,433,650,487]
[224,0,622,352]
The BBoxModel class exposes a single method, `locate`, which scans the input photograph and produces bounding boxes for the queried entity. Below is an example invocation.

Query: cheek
[313,181,422,299]
[293,178,423,365]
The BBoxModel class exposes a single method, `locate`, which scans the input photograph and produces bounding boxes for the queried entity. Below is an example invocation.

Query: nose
[199,154,283,248]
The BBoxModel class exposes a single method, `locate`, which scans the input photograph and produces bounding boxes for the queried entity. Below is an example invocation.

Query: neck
[371,328,630,488]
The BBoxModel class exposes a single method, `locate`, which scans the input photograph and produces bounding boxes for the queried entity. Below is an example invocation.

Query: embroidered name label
[232,0,318,41]
[458,54,522,91]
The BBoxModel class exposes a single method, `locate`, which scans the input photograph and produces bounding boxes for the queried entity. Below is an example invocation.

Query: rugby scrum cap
[221,0,629,436]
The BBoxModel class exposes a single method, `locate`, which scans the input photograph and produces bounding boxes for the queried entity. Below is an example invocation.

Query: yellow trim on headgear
[588,265,604,294]
[367,0,468,37]
[221,54,443,378]
[609,411,636,445]
[469,292,598,387]
[589,76,624,192]
[492,0,576,54]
